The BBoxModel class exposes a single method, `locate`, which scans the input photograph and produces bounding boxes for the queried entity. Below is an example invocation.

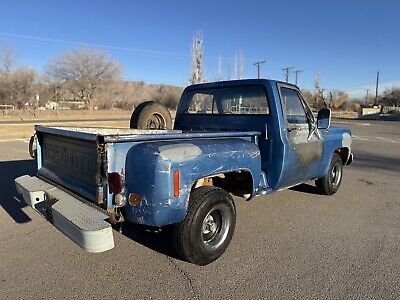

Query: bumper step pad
[15,175,114,253]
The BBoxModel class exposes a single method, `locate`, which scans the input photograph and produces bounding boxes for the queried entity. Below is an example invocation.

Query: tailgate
[36,127,105,203]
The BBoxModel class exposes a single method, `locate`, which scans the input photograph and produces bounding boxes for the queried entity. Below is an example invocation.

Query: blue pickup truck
[16,79,352,265]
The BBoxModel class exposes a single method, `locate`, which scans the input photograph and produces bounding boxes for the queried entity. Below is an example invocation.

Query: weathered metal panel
[124,138,261,227]
[35,125,259,143]
[41,135,98,186]
[37,133,99,201]
[317,126,352,178]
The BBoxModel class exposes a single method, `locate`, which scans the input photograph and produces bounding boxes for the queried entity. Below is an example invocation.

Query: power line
[293,69,303,85]
[282,66,294,83]
[253,60,266,79]
[0,32,238,62]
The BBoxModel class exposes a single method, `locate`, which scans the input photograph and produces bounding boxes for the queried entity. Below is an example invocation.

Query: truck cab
[175,79,352,191]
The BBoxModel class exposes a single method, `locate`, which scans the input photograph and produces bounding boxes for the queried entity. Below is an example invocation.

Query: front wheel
[315,153,343,195]
[173,186,236,265]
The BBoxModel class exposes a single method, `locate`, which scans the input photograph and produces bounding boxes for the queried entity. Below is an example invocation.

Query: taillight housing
[108,172,124,194]
[173,170,180,197]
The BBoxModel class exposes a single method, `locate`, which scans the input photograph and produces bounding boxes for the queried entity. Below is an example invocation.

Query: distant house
[0,104,15,110]
[45,100,85,110]
[45,101,59,110]
[358,104,381,116]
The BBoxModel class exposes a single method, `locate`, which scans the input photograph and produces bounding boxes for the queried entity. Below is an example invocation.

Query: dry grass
[0,119,131,140]
[0,109,133,139]
[0,109,132,122]
[0,109,176,139]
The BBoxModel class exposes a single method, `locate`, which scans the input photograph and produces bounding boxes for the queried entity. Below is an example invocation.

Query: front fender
[124,138,261,226]
[318,127,352,178]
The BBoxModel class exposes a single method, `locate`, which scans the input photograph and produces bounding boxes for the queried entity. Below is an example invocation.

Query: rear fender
[124,138,261,227]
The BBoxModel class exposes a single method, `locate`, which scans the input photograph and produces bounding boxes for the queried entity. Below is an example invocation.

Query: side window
[280,87,308,124]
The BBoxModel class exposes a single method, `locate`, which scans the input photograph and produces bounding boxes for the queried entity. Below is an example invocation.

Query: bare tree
[0,46,37,107]
[330,90,349,109]
[190,32,204,84]
[227,63,233,80]
[237,50,245,79]
[234,53,237,79]
[216,54,222,81]
[301,89,314,106]
[46,48,122,109]
[0,67,37,107]
[312,72,325,109]
[0,45,17,73]
[382,87,400,106]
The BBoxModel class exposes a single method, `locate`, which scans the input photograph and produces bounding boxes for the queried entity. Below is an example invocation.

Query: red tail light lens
[173,170,180,197]
[108,172,123,194]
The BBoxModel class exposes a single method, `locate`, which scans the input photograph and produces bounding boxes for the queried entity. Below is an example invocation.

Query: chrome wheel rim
[330,162,342,188]
[201,204,230,250]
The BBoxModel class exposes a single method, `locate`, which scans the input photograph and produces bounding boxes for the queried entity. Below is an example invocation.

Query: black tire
[130,101,172,130]
[173,186,236,265]
[28,134,37,159]
[316,153,343,195]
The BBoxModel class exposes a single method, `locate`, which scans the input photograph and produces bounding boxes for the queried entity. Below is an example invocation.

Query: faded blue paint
[104,132,259,212]
[124,138,260,226]
[318,126,352,177]
[33,79,352,228]
[175,79,352,191]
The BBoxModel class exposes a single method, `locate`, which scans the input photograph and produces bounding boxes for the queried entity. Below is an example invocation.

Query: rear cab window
[183,86,269,115]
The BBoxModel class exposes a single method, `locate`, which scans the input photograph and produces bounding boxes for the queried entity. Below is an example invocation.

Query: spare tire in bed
[130,101,173,130]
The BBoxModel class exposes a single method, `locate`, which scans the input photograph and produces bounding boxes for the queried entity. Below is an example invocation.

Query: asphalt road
[0,119,399,299]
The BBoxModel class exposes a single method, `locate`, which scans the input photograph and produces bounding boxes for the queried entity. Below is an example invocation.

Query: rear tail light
[108,172,124,194]
[173,170,180,197]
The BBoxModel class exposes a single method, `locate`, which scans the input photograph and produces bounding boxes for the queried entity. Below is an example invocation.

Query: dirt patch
[0,109,177,139]
[0,120,131,139]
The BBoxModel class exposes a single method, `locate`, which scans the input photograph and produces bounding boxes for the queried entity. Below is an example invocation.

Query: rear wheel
[130,101,172,130]
[316,153,343,195]
[173,186,236,265]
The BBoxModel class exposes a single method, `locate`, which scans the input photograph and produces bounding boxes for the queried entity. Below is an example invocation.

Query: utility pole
[293,69,303,85]
[365,89,370,104]
[253,60,266,79]
[375,71,379,105]
[282,66,294,83]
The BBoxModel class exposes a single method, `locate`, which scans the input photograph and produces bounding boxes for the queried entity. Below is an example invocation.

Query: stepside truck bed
[16,126,259,252]
[35,126,259,203]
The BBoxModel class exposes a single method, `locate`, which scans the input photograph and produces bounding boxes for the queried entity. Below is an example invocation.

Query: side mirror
[317,108,331,129]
